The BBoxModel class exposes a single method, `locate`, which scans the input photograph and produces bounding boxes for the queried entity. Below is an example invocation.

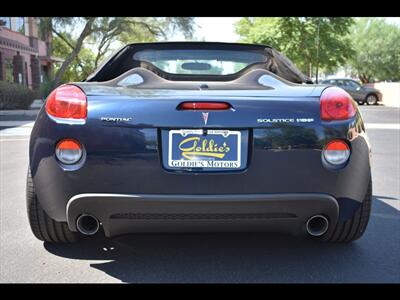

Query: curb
[0,109,40,116]
[0,121,35,127]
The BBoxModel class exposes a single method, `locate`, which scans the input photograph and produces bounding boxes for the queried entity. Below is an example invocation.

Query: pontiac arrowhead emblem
[202,112,209,125]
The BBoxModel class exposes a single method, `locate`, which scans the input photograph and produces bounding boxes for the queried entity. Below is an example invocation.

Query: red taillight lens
[46,84,87,119]
[55,139,83,164]
[178,102,231,110]
[320,87,356,121]
[325,140,350,151]
[57,139,81,150]
[323,139,350,166]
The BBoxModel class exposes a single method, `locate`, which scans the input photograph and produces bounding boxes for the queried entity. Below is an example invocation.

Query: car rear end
[29,80,371,240]
[28,42,372,243]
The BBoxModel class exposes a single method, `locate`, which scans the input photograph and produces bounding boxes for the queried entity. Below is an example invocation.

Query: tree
[52,36,96,83]
[52,18,96,89]
[235,17,355,80]
[39,17,96,89]
[89,17,195,69]
[347,18,400,83]
[38,17,195,88]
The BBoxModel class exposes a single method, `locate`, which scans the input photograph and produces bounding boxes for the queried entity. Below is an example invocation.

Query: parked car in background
[321,78,382,105]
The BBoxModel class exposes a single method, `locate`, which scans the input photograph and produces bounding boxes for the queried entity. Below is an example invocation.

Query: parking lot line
[364,123,400,130]
[0,138,30,142]
[0,121,35,127]
[375,198,400,211]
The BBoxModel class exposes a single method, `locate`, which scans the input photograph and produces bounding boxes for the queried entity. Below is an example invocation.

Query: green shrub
[0,81,37,110]
[38,75,53,100]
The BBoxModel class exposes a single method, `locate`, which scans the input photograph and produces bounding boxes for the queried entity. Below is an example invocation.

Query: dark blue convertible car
[27,42,372,243]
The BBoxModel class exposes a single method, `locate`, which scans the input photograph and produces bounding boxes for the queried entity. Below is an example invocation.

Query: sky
[170,17,241,42]
[79,17,400,55]
[385,17,400,25]
[171,17,400,43]
[76,17,400,45]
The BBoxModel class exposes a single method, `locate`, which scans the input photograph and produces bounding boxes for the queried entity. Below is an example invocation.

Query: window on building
[4,59,14,82]
[0,17,11,29]
[15,17,25,34]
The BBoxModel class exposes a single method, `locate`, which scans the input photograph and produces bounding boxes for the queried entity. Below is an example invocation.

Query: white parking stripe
[0,138,30,142]
[365,123,400,130]
[0,127,33,137]
[0,121,34,137]
[0,121,35,127]
[375,197,400,211]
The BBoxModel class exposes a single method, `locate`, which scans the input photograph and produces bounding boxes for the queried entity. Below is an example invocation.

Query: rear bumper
[30,109,371,225]
[66,193,339,237]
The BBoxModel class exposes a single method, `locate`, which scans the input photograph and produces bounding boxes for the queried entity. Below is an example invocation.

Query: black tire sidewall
[366,94,378,105]
[26,167,80,243]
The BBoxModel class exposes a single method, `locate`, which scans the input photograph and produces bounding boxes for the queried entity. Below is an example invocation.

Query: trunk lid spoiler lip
[74,68,326,98]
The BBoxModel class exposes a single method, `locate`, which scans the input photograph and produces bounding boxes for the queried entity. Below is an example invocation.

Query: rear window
[133,49,267,75]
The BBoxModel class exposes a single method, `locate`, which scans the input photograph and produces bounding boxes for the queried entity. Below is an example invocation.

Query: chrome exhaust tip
[76,214,100,235]
[306,215,329,237]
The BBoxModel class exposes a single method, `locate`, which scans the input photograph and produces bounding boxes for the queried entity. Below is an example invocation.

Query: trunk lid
[78,83,325,129]
[75,83,325,173]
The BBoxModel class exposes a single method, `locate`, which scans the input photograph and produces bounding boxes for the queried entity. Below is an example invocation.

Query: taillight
[46,84,87,120]
[322,139,350,166]
[55,139,83,165]
[320,87,356,121]
[178,102,231,110]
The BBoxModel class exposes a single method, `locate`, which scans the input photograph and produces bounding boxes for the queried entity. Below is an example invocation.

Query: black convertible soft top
[86,42,313,84]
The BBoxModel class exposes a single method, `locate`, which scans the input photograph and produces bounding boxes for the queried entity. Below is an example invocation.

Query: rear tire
[321,179,372,243]
[26,167,80,243]
[366,94,378,105]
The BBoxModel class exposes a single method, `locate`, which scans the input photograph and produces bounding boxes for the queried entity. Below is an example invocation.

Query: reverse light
[178,102,231,110]
[55,139,83,165]
[322,139,350,166]
[46,84,87,120]
[320,87,356,121]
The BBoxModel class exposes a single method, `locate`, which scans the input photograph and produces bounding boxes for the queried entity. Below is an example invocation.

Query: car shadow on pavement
[43,196,400,283]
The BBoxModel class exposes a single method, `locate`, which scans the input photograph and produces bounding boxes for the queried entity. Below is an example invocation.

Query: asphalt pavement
[0,105,399,283]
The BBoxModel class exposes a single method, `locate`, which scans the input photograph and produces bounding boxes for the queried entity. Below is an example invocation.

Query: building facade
[0,17,62,90]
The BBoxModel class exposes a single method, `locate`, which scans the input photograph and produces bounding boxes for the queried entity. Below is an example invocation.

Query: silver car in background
[321,78,382,105]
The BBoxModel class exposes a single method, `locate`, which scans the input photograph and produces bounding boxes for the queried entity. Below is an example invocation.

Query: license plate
[168,129,241,169]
